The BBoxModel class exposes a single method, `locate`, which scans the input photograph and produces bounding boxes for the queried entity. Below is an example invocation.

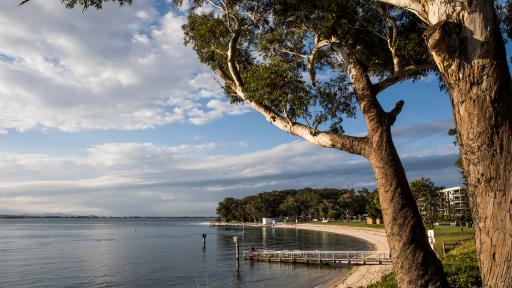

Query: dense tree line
[216,187,381,222]
[217,179,471,226]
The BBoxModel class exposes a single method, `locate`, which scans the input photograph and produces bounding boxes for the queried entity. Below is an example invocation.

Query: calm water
[0,218,371,288]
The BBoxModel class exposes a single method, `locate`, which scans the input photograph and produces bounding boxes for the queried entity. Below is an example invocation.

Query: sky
[0,0,462,216]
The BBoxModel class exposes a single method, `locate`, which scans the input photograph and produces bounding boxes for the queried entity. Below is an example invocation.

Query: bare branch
[373,64,433,93]
[371,0,428,23]
[308,39,331,87]
[387,100,404,126]
[205,0,223,11]
[245,97,370,156]
[387,17,400,72]
[279,48,307,59]
[227,27,244,90]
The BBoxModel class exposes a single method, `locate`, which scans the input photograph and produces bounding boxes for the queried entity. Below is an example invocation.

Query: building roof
[440,186,464,192]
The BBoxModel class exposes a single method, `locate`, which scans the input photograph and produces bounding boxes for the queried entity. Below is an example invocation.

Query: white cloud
[0,136,460,216]
[0,2,247,133]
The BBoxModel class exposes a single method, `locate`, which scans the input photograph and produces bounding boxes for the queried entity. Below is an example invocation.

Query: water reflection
[0,219,369,288]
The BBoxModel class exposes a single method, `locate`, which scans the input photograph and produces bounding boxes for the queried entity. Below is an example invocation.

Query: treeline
[216,187,382,222]
[217,178,472,224]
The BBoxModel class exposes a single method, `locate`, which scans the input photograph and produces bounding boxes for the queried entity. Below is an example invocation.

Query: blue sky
[0,0,461,216]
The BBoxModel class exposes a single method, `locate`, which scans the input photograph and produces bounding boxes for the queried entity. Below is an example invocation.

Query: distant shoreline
[0,215,215,219]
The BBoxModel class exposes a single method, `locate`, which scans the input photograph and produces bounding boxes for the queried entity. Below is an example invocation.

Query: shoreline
[276,224,391,288]
[212,222,391,287]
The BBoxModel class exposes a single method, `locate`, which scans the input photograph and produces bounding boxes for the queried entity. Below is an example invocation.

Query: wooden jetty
[243,250,391,265]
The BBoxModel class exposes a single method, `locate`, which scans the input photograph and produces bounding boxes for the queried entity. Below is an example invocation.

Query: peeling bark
[374,0,512,286]
[425,12,512,288]
[423,3,512,287]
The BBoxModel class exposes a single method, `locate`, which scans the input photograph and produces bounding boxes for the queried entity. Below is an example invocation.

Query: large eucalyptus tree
[179,0,447,286]
[368,1,512,286]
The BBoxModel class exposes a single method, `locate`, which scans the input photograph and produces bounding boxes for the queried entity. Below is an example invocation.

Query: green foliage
[367,241,481,288]
[441,241,482,288]
[366,273,397,288]
[242,58,311,119]
[180,0,432,135]
[19,0,132,10]
[365,188,382,219]
[409,177,444,227]
[216,187,371,222]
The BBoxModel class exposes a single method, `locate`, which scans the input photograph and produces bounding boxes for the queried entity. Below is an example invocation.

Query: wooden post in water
[202,234,206,248]
[233,236,239,262]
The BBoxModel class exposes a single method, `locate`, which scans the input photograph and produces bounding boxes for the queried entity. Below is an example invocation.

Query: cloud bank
[0,121,460,216]
[0,1,248,134]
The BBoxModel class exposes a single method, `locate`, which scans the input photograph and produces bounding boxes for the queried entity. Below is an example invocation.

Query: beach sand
[276,224,392,288]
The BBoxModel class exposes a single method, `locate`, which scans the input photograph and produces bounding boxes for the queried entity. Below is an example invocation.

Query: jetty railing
[243,249,391,265]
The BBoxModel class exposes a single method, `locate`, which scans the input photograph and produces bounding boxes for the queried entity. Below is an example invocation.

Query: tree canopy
[216,187,376,222]
[181,0,433,139]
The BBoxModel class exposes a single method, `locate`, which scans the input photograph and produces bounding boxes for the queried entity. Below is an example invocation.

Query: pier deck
[243,250,391,265]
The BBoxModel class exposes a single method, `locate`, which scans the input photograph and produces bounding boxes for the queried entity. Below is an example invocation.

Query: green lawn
[432,225,475,255]
[313,222,474,256]
[311,221,474,254]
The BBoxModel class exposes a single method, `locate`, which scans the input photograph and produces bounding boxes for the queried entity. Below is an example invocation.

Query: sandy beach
[275,224,392,288]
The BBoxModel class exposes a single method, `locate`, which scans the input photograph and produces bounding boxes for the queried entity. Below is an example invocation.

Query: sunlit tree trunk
[375,0,512,286]
[348,62,448,287]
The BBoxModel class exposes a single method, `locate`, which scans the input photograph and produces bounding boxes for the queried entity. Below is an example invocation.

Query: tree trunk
[347,62,448,287]
[368,127,448,287]
[422,2,512,286]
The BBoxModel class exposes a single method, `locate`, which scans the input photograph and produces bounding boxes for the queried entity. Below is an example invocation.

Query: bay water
[0,218,370,288]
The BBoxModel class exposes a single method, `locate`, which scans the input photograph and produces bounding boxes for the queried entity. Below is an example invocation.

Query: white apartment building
[440,186,470,217]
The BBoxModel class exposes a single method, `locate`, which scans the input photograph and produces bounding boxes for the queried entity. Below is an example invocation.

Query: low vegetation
[368,241,480,288]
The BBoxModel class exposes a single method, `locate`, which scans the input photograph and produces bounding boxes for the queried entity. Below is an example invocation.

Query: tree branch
[244,97,371,156]
[221,26,370,157]
[227,26,244,90]
[373,64,433,93]
[371,0,428,23]
[387,100,404,126]
[279,48,307,59]
[308,38,331,87]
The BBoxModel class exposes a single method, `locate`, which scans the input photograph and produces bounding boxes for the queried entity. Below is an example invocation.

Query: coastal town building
[439,186,470,218]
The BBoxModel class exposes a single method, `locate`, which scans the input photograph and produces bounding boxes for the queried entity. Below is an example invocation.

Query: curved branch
[244,96,371,157]
[373,64,433,93]
[308,39,331,87]
[222,26,370,157]
[371,0,428,23]
[227,27,243,90]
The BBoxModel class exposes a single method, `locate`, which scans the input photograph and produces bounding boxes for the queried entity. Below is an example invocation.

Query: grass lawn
[432,225,475,255]
[311,221,474,255]
[313,222,474,256]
